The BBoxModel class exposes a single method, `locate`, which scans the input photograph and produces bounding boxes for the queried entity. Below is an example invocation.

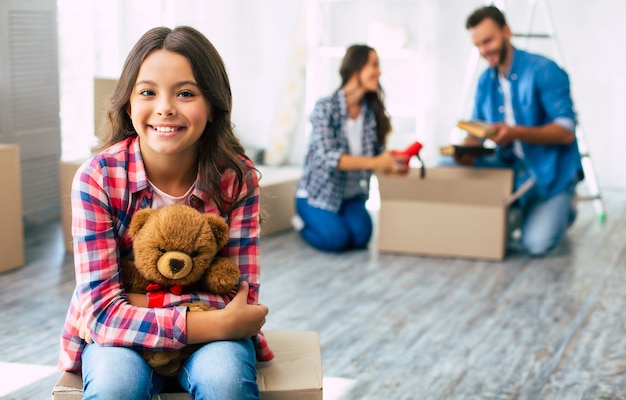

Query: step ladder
[455,0,607,222]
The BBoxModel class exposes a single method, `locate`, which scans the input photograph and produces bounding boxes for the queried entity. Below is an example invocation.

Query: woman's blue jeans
[295,196,373,252]
[81,338,259,400]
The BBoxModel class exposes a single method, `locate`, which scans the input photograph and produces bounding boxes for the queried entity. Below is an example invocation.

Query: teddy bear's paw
[154,361,182,377]
[143,350,183,377]
[207,276,239,294]
[180,301,215,312]
[206,259,240,294]
[143,350,180,366]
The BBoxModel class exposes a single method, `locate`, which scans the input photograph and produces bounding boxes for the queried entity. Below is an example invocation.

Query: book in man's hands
[439,144,495,157]
[456,120,497,138]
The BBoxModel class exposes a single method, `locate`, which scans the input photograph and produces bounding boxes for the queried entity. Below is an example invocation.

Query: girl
[294,44,408,253]
[58,26,272,399]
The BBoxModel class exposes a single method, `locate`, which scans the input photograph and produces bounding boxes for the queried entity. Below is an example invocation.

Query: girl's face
[358,50,381,92]
[128,49,211,160]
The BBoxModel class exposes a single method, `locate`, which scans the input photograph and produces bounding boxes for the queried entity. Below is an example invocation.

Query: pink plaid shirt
[58,136,273,373]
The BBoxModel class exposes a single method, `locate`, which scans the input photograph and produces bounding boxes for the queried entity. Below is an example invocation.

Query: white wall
[57,0,306,159]
[57,0,626,191]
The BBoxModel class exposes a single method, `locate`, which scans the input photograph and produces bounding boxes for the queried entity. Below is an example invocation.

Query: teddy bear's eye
[158,247,166,254]
[190,250,199,258]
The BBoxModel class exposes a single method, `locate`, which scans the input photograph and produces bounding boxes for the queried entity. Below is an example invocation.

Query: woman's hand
[376,151,409,174]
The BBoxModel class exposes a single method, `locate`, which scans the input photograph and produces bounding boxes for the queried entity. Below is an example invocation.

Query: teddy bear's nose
[169,259,185,274]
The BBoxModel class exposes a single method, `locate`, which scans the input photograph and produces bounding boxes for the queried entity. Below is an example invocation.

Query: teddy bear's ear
[128,208,156,238]
[204,214,229,249]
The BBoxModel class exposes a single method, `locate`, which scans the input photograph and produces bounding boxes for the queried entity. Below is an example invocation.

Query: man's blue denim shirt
[472,47,583,201]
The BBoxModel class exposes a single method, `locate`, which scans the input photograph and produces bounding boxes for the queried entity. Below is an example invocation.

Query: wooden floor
[2,187,626,400]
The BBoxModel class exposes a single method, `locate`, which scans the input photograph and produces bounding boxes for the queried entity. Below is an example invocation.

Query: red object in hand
[392,141,423,166]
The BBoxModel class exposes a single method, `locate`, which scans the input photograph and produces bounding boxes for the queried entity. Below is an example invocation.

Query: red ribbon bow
[146,283,183,307]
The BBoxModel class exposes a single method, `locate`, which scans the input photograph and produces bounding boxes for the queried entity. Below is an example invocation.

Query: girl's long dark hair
[339,44,392,147]
[99,26,254,214]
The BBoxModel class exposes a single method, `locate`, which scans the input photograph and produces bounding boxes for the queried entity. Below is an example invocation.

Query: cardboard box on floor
[52,330,323,400]
[0,144,25,272]
[377,167,528,261]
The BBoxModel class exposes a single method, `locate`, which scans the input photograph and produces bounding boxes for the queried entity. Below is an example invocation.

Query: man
[455,6,583,256]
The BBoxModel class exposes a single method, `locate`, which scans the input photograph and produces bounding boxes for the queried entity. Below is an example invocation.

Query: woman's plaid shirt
[296,89,384,212]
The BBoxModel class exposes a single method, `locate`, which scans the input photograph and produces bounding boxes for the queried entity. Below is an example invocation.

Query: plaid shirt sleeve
[59,154,189,373]
[310,97,344,170]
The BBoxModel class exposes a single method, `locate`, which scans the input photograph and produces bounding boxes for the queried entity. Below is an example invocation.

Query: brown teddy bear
[120,204,241,376]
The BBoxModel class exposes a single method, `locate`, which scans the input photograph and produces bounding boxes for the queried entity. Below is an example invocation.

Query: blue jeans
[81,339,259,400]
[516,180,576,256]
[296,196,373,252]
[437,154,577,257]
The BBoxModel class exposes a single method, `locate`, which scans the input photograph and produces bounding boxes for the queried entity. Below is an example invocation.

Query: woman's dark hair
[100,26,254,214]
[339,44,391,147]
[466,6,507,30]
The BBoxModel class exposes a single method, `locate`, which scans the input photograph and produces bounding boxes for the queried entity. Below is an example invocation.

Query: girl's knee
[82,345,156,399]
[184,370,259,399]
[84,382,152,400]
[83,369,153,400]
[182,340,259,399]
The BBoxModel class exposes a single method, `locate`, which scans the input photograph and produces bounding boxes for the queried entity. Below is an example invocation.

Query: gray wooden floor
[2,188,626,400]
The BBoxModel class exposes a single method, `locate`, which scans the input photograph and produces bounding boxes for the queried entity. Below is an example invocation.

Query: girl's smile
[128,49,211,160]
[150,124,185,136]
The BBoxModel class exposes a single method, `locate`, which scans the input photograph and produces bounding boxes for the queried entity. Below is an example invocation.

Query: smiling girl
[58,26,272,399]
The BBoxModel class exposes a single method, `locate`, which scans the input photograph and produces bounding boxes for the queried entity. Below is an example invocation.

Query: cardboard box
[52,330,323,400]
[94,77,117,144]
[258,166,300,237]
[0,144,25,272]
[377,167,521,261]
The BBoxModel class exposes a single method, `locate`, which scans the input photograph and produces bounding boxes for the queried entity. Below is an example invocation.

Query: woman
[294,44,407,252]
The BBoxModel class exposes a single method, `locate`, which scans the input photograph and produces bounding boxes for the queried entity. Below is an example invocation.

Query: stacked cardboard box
[0,144,24,272]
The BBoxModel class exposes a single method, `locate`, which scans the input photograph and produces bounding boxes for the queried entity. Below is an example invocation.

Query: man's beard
[497,42,508,68]
[483,39,509,68]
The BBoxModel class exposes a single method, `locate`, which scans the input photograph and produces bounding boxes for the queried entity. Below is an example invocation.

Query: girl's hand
[76,315,94,344]
[220,281,269,339]
[127,292,148,307]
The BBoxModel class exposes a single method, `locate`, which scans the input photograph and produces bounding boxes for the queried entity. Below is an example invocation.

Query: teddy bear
[120,204,241,377]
